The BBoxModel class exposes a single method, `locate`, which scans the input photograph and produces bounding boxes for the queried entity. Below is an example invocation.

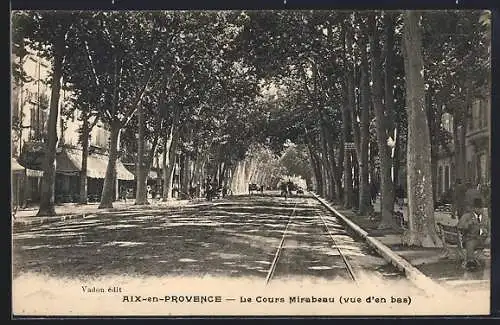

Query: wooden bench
[437,223,463,246]
[436,222,489,267]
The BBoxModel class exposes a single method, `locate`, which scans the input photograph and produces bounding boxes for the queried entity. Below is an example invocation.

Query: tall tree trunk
[341,108,353,209]
[352,150,360,211]
[426,89,438,204]
[456,79,471,183]
[359,46,371,215]
[344,150,353,209]
[325,134,340,202]
[196,152,209,191]
[392,128,401,188]
[135,103,148,205]
[99,120,121,209]
[336,139,344,201]
[162,140,168,198]
[162,127,179,201]
[319,122,335,200]
[453,109,462,182]
[384,12,401,202]
[368,13,396,229]
[384,12,397,150]
[306,141,323,195]
[326,140,338,201]
[144,134,159,199]
[155,149,161,198]
[312,152,323,194]
[79,117,90,204]
[180,154,190,196]
[37,33,64,217]
[402,10,442,247]
[220,162,227,187]
[319,157,328,198]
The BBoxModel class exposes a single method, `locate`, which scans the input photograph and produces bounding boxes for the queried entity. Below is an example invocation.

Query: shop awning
[149,170,158,179]
[26,169,44,177]
[18,141,46,170]
[123,163,159,180]
[56,150,80,175]
[58,149,135,181]
[13,157,43,177]
[11,158,24,173]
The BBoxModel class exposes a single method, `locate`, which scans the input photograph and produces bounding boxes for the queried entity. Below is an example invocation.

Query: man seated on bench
[457,197,489,270]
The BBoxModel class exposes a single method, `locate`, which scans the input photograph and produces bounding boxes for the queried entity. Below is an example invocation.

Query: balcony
[466,125,489,146]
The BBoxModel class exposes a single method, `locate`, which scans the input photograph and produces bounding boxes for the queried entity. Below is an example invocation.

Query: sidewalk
[331,204,490,296]
[12,198,201,229]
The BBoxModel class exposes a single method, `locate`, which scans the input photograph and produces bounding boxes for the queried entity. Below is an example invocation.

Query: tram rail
[265,197,358,285]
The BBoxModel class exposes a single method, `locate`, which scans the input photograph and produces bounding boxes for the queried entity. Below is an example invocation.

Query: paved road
[13,193,405,281]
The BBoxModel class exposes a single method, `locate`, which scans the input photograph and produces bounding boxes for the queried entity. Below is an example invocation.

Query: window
[441,113,453,133]
[472,100,480,131]
[480,154,487,184]
[471,159,477,184]
[450,163,455,185]
[96,129,101,146]
[40,109,47,135]
[30,104,36,132]
[438,166,443,195]
[467,161,473,183]
[444,165,450,193]
[480,99,488,129]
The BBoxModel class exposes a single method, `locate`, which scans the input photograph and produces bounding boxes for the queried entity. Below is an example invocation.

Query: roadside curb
[13,212,104,229]
[12,199,208,230]
[312,193,450,298]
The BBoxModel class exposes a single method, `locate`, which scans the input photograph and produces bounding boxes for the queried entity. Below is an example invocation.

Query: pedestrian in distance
[395,184,405,205]
[280,182,290,200]
[120,187,127,203]
[151,187,157,201]
[205,177,213,201]
[457,197,489,270]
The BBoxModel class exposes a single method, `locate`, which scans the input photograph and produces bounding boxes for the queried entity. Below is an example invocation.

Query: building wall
[12,52,53,159]
[11,48,114,204]
[12,48,111,158]
[465,96,490,186]
[60,97,110,150]
[437,157,453,197]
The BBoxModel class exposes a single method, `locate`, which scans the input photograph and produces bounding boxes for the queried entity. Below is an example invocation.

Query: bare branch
[90,114,100,130]
[84,40,101,89]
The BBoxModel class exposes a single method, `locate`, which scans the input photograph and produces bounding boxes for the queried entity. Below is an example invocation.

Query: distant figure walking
[280,182,289,199]
[120,187,127,203]
[395,184,405,206]
[205,177,213,201]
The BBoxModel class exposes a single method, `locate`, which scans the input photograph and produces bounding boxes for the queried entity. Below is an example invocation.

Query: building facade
[11,49,134,207]
[466,95,490,188]
[436,112,454,201]
[435,93,491,204]
[11,52,51,206]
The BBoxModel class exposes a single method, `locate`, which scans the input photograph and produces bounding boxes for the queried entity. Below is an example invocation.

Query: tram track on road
[265,197,357,285]
[265,200,298,285]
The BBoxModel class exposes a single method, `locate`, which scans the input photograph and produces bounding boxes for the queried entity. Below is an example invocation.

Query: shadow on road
[12,194,402,283]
